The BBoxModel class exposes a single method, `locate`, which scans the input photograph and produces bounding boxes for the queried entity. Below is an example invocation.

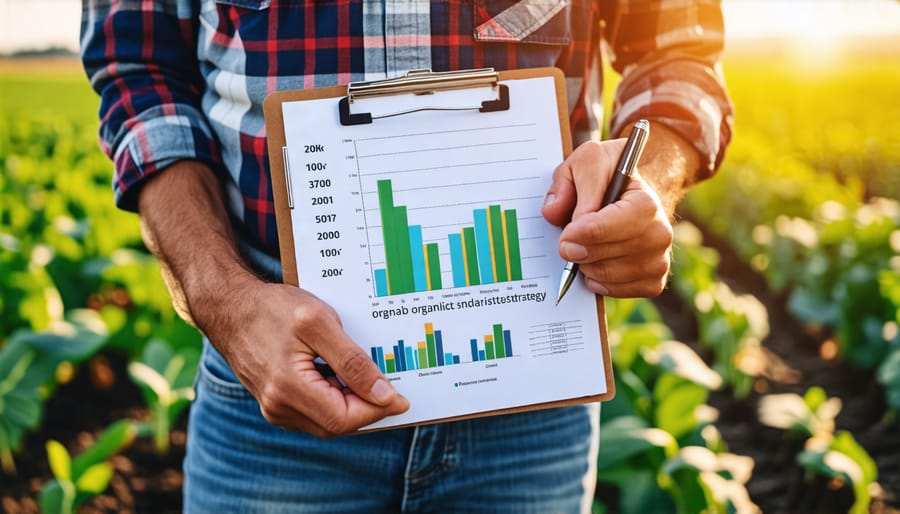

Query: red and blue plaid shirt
[81,0,733,260]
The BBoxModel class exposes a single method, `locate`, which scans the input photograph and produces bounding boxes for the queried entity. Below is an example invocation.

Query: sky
[0,0,899,55]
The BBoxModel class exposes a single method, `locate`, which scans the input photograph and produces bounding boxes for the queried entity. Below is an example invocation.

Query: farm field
[1,41,899,514]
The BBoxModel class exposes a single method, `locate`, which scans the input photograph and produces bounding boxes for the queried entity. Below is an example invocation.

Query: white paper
[281,76,606,429]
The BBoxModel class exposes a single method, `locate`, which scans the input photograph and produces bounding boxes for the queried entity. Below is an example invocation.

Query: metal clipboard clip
[339,68,510,126]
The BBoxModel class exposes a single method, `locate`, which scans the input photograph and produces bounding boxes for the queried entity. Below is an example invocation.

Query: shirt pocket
[214,0,271,9]
[473,0,572,45]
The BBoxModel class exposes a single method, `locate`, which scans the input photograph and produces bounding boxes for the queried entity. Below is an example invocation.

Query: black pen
[555,119,650,305]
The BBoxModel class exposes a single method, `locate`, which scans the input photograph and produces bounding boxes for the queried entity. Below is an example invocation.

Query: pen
[555,119,650,305]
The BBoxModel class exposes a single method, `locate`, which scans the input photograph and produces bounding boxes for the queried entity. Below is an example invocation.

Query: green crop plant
[127,339,199,453]
[758,386,877,514]
[595,298,757,514]
[670,223,769,397]
[38,419,143,514]
[0,311,107,475]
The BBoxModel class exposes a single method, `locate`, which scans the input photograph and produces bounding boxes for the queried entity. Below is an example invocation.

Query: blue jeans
[184,341,599,513]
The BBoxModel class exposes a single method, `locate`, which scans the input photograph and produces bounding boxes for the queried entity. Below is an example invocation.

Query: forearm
[137,160,259,337]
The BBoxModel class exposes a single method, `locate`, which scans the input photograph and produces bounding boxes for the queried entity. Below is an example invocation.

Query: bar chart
[370,322,515,374]
[373,179,525,296]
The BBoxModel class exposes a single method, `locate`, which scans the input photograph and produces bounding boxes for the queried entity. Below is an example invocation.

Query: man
[81,0,732,512]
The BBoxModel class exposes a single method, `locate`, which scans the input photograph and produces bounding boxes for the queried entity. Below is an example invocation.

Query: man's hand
[541,123,701,298]
[205,280,410,437]
[138,161,408,437]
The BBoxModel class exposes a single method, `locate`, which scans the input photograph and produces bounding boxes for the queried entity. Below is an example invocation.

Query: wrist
[618,121,701,217]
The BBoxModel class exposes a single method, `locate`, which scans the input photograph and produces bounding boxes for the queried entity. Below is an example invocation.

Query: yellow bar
[425,323,434,335]
[485,335,493,343]
[486,210,498,280]
[502,213,512,279]
[386,268,391,295]
[423,245,431,290]
[418,341,427,349]
[460,230,470,286]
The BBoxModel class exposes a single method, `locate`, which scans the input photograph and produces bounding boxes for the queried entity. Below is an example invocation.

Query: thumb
[540,160,577,227]
[318,332,401,407]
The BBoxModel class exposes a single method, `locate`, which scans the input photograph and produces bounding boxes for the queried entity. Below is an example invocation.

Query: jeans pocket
[474,0,572,45]
[197,356,256,401]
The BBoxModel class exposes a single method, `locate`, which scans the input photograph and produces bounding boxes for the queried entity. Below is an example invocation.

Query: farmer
[81,0,732,511]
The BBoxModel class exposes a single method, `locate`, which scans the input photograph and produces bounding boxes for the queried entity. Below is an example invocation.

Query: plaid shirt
[81,0,733,259]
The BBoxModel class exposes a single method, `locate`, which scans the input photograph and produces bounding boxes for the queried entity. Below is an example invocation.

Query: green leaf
[803,386,828,412]
[142,339,172,374]
[71,420,137,478]
[654,380,709,440]
[877,349,900,410]
[618,470,675,514]
[74,462,114,494]
[46,440,71,481]
[653,341,722,390]
[2,389,42,428]
[128,361,169,401]
[596,416,676,473]
[38,479,65,514]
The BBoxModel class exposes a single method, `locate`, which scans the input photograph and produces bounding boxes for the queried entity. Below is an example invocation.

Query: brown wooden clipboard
[263,67,615,430]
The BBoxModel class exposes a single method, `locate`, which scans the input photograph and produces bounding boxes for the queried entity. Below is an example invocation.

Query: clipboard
[263,67,615,430]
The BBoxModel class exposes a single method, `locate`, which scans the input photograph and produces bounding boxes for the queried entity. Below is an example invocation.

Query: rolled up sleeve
[81,0,222,212]
[601,0,734,175]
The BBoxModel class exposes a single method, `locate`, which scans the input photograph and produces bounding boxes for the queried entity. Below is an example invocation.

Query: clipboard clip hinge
[339,68,509,126]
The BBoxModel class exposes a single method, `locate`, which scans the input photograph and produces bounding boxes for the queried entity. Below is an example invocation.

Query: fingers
[556,175,674,299]
[247,288,409,437]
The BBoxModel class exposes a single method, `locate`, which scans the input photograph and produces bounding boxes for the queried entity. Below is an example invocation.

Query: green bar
[462,227,480,286]
[504,210,523,281]
[426,332,438,367]
[377,180,400,294]
[426,243,442,290]
[418,345,428,369]
[485,337,495,360]
[489,205,508,282]
[386,357,396,374]
[394,206,415,294]
[493,324,506,359]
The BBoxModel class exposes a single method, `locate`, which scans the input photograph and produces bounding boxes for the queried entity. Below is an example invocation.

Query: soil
[1,221,899,514]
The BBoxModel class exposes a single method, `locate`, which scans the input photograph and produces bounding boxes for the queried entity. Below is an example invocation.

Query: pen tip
[635,119,650,131]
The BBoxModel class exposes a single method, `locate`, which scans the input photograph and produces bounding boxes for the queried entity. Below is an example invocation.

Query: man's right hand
[137,160,408,437]
[207,279,410,437]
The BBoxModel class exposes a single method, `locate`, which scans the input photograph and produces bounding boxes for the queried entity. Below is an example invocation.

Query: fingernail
[370,379,395,404]
[585,279,609,296]
[543,193,557,206]
[562,241,588,260]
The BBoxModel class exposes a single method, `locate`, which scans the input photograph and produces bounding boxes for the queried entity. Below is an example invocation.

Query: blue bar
[405,346,416,371]
[478,350,486,361]
[375,347,386,373]
[409,225,428,292]
[371,347,381,371]
[444,353,454,365]
[395,341,406,372]
[374,269,388,296]
[435,330,445,366]
[453,355,460,364]
[470,339,479,362]
[448,233,467,288]
[473,209,494,284]
[504,330,513,358]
